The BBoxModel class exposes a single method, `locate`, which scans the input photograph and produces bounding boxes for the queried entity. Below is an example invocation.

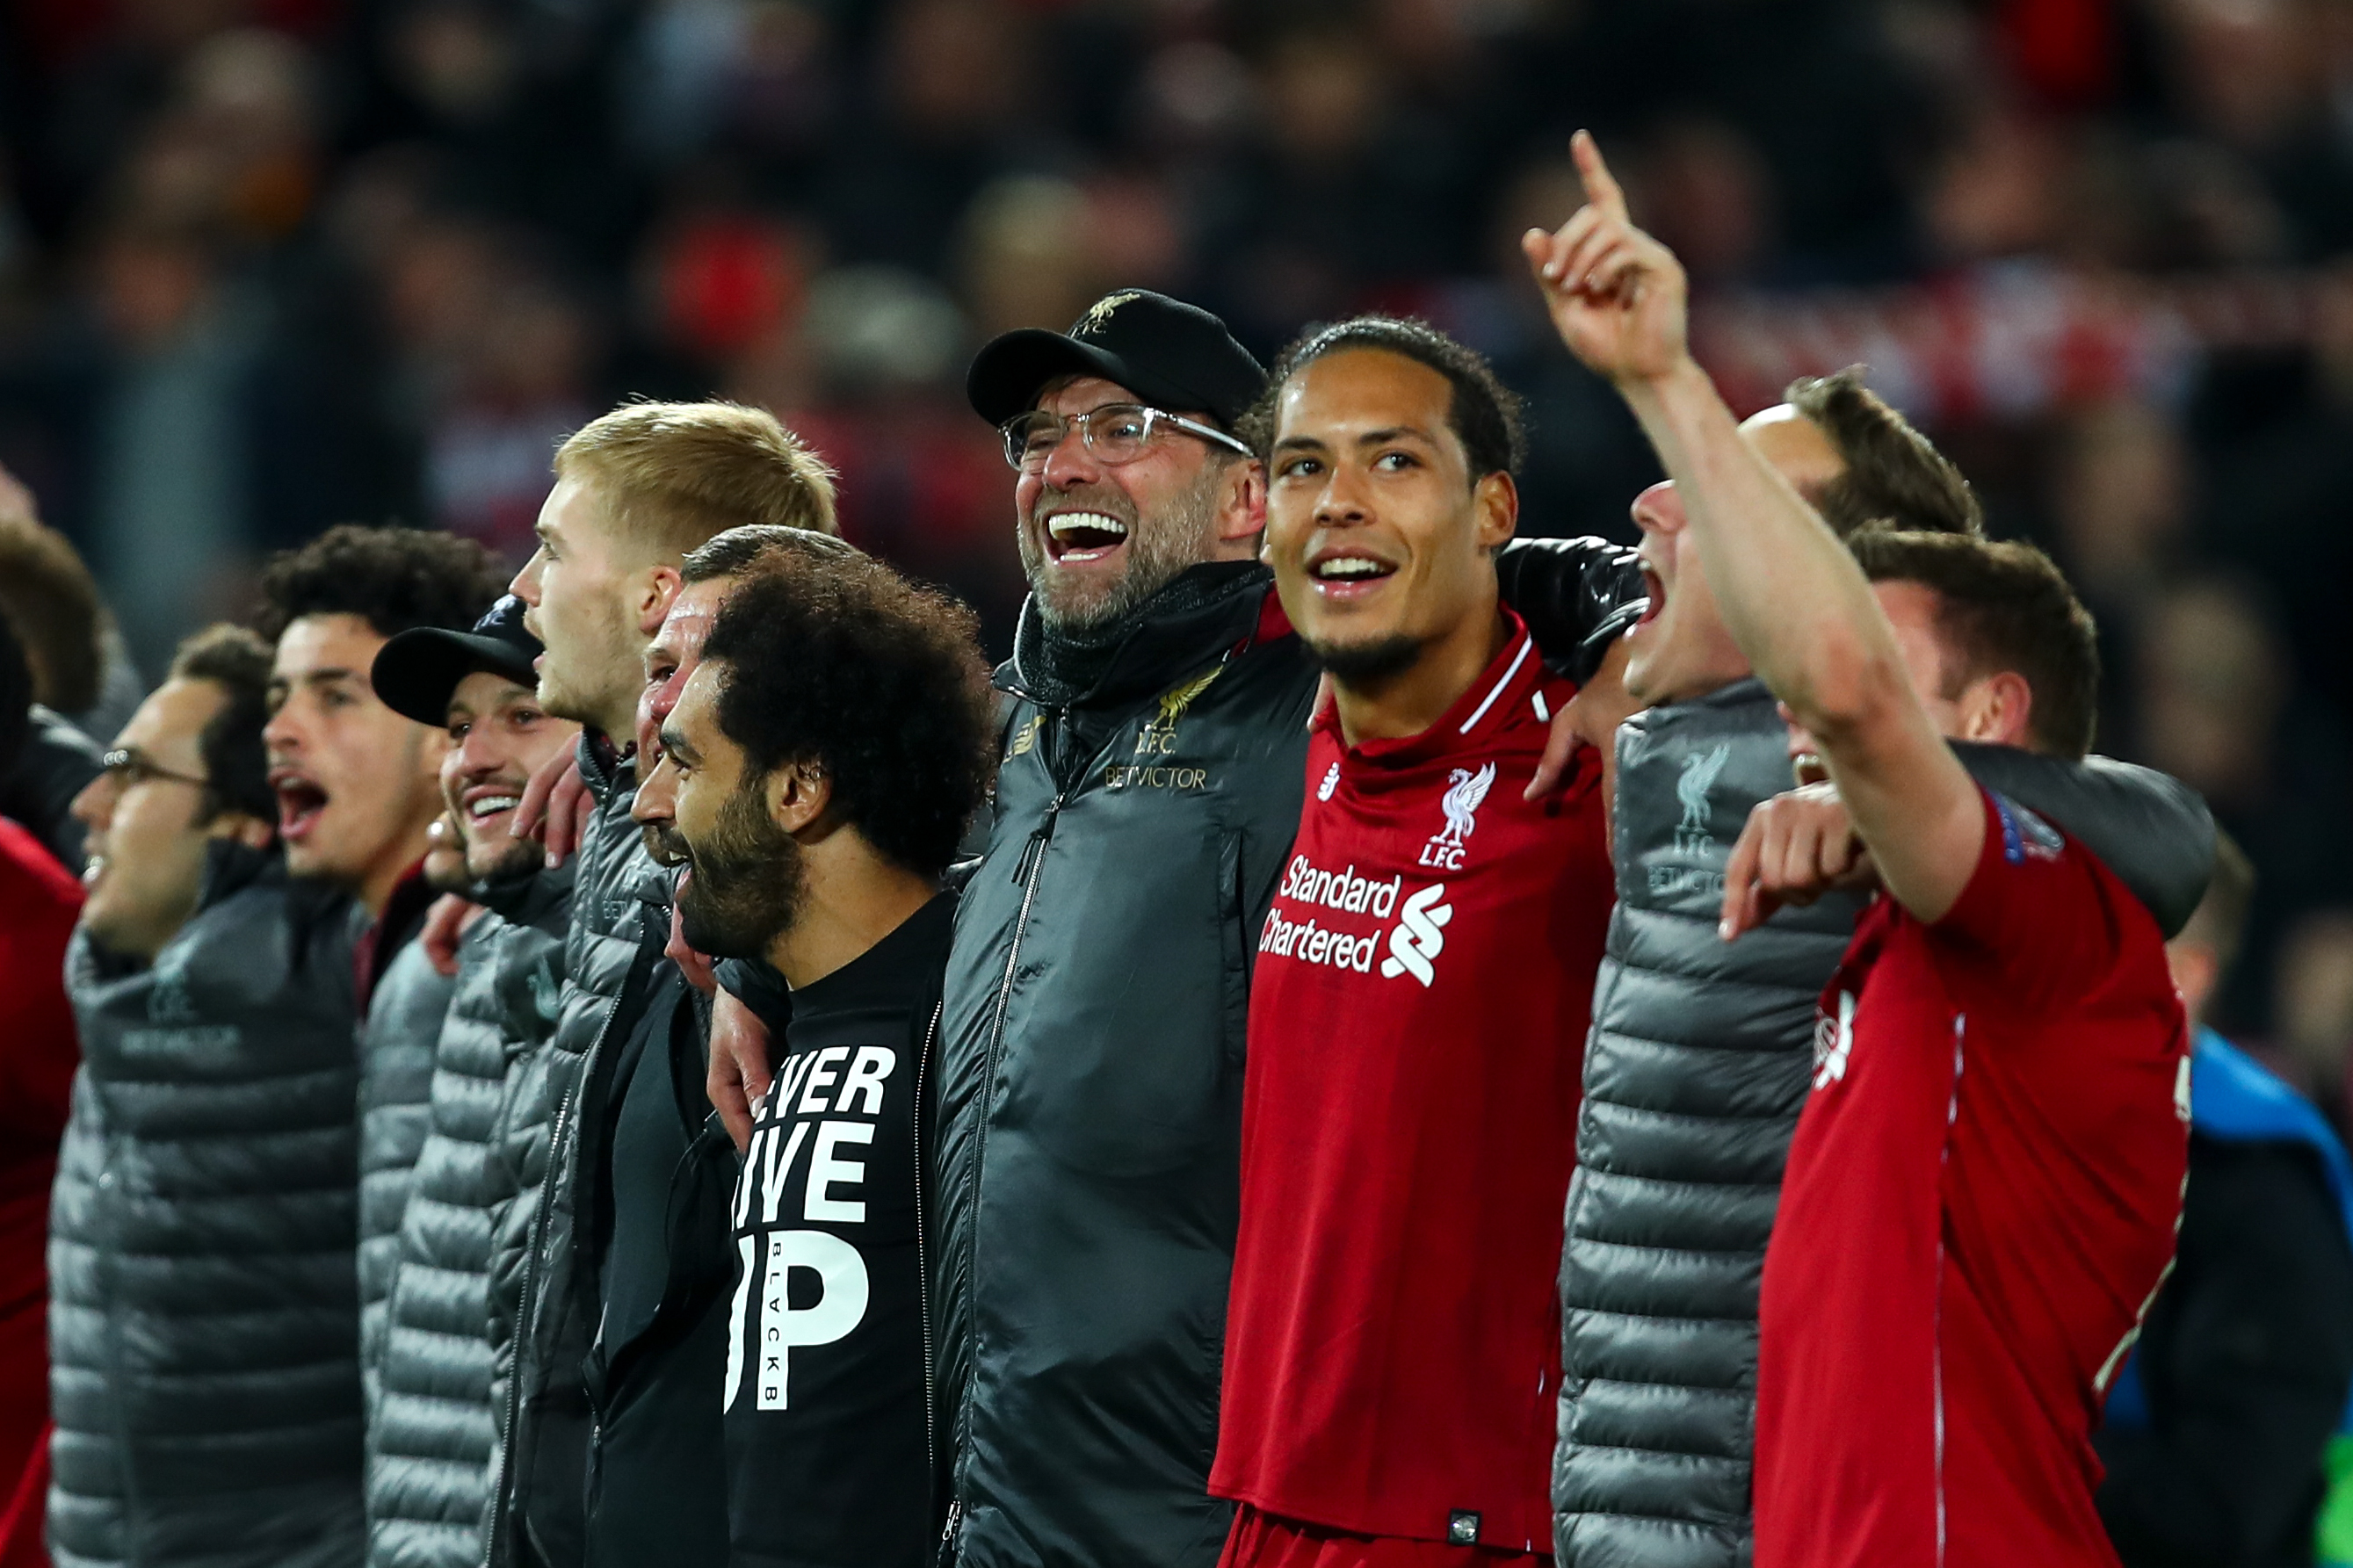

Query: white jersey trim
[1459,634,1533,735]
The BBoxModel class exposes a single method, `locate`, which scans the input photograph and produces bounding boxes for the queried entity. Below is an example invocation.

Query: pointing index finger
[1571,128,1629,224]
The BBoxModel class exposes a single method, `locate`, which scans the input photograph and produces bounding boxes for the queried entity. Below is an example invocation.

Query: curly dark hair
[700,552,993,878]
[251,523,508,643]
[169,623,277,825]
[1248,314,1526,483]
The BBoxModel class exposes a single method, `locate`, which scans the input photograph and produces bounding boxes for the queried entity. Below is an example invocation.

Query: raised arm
[1528,131,1982,921]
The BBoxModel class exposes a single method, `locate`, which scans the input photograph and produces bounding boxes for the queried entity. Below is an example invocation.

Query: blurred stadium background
[0,0,2348,1061]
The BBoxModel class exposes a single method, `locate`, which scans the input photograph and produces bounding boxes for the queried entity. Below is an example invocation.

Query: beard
[1305,632,1425,686]
[673,786,807,960]
[1019,465,1224,632]
[465,828,546,886]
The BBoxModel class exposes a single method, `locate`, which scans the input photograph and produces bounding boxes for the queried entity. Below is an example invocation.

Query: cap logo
[1076,291,1143,337]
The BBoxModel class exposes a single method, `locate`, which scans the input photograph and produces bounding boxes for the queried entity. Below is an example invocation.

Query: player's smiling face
[441,669,580,882]
[1264,348,1515,681]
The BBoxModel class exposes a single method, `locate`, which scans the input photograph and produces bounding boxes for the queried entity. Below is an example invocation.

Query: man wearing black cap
[706,289,1646,1565]
[365,598,582,1568]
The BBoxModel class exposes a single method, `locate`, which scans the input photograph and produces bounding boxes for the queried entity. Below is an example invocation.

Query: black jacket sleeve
[2096,1138,2353,1568]
[1952,746,2215,937]
[713,955,793,1040]
[1494,536,1647,685]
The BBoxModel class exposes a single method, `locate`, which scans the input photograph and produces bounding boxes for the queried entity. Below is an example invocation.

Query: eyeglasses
[1000,402,1253,473]
[99,748,209,791]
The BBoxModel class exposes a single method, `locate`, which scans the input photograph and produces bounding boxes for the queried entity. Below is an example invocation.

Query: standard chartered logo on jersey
[721,1045,895,1412]
[1379,884,1452,986]
[1260,856,1456,988]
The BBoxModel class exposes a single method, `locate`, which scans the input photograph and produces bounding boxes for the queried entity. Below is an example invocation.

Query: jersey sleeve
[1928,786,2138,1014]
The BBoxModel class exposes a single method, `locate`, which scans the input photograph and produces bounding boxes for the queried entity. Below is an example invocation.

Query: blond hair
[554,401,839,560]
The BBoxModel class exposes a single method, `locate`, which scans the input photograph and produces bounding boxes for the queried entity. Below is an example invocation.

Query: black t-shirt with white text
[723,890,952,1568]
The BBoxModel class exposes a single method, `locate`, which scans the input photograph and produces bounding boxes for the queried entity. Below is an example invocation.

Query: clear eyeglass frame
[1000,401,1253,473]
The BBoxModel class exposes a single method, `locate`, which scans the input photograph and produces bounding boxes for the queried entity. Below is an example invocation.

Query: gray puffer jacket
[367,863,573,1568]
[488,739,671,1568]
[1553,678,2217,1568]
[359,939,460,1419]
[48,842,366,1568]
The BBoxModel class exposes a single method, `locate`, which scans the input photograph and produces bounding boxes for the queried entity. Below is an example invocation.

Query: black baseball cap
[372,594,544,727]
[967,288,1267,431]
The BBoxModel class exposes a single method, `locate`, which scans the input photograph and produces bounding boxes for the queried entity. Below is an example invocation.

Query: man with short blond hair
[491,401,840,1568]
[554,400,839,549]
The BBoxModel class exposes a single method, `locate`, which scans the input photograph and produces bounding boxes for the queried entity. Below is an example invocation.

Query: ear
[1213,459,1268,549]
[1964,669,2035,748]
[634,564,684,638]
[764,760,836,837]
[1474,470,1519,553]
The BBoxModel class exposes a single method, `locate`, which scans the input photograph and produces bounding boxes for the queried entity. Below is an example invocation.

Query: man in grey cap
[711,288,1648,1565]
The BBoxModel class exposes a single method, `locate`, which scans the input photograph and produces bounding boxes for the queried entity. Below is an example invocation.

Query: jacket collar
[477,854,577,927]
[998,560,1279,711]
[576,730,636,806]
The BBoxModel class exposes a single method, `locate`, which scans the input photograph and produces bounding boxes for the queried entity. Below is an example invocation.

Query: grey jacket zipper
[483,977,626,1568]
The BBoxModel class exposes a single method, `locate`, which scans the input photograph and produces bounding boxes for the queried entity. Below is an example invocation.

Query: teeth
[469,797,518,820]
[1314,558,1386,580]
[1047,512,1128,541]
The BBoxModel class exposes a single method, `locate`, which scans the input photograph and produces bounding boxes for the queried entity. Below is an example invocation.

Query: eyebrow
[1272,425,1437,453]
[658,725,698,766]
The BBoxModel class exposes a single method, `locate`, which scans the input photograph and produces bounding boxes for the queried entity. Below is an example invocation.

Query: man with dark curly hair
[251,521,507,1510]
[630,545,993,1568]
[256,522,509,940]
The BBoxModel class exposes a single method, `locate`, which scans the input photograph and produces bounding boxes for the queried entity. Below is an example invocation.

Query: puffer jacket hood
[1553,679,2217,1567]
[48,841,366,1568]
[368,859,572,1568]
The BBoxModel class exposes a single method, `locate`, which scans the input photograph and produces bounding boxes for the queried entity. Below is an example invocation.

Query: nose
[510,552,543,606]
[631,755,677,827]
[457,723,500,777]
[70,770,117,831]
[261,702,299,758]
[1038,421,1104,490]
[1629,480,1684,537]
[1314,464,1372,527]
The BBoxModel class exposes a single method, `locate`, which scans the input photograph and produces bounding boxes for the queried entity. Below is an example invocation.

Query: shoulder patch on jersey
[1991,791,2063,864]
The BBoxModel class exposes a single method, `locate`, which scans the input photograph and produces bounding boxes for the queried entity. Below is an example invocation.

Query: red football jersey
[1754,788,2189,1568]
[1211,618,1615,1552]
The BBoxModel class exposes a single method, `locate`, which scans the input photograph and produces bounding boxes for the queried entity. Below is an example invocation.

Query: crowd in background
[0,0,2349,1069]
